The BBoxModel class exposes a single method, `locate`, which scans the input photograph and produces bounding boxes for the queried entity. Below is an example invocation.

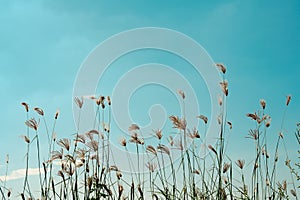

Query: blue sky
[0,0,299,194]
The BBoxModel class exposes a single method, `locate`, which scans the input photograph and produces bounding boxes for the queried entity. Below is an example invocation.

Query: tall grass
[0,65,299,199]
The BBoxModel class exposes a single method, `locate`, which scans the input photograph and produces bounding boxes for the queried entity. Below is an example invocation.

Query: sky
[0,0,299,197]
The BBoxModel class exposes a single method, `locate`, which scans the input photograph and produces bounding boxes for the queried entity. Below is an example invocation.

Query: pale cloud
[0,168,41,182]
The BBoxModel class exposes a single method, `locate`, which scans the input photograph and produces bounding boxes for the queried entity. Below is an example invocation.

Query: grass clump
[0,65,299,200]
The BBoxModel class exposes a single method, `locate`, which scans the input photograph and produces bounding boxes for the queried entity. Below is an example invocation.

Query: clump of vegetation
[0,65,299,199]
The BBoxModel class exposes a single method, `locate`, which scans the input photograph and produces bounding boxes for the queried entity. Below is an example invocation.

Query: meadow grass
[0,65,299,200]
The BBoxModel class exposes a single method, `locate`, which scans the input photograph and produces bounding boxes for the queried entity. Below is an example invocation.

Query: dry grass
[0,66,299,200]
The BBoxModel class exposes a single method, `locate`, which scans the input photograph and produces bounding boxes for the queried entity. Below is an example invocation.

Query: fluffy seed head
[236,159,245,169]
[95,96,105,106]
[197,115,208,124]
[188,128,200,139]
[282,180,287,191]
[118,184,124,194]
[74,134,86,144]
[218,95,223,106]
[128,124,140,131]
[216,63,226,74]
[116,171,122,180]
[34,107,44,116]
[20,135,30,143]
[21,102,29,112]
[55,109,60,119]
[157,144,170,155]
[290,189,297,197]
[246,113,259,121]
[109,165,119,171]
[279,132,284,138]
[87,140,99,152]
[223,163,231,173]
[260,99,266,110]
[146,145,157,156]
[286,95,291,106]
[74,97,83,109]
[169,136,174,146]
[248,129,258,140]
[208,145,217,155]
[177,89,185,99]
[57,138,71,151]
[266,178,270,186]
[146,162,157,172]
[25,118,39,131]
[107,96,111,105]
[227,121,232,129]
[51,149,63,161]
[265,120,271,128]
[219,80,229,96]
[120,138,127,147]
[169,115,186,130]
[153,129,162,140]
